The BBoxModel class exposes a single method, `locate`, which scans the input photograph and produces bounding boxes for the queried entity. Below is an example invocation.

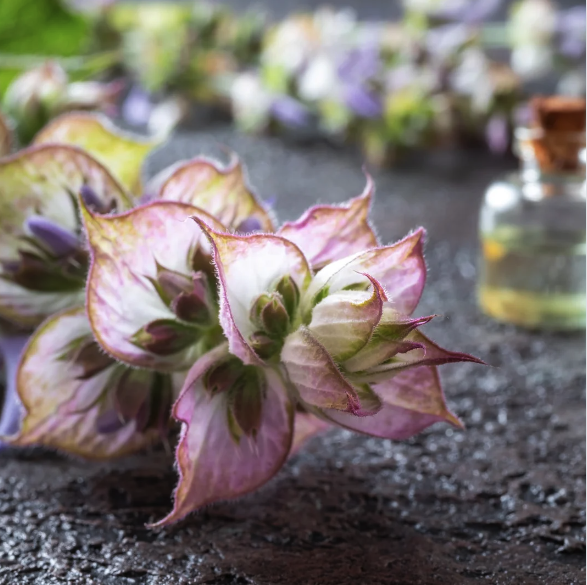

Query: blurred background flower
[0,0,583,162]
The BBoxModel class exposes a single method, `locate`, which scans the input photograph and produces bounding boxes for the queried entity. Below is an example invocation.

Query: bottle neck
[514,127,586,201]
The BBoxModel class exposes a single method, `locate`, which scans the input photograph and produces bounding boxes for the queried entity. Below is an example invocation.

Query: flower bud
[249,331,281,360]
[114,368,152,423]
[96,409,125,434]
[80,184,117,215]
[5,251,85,292]
[3,62,68,143]
[153,263,194,305]
[172,292,210,324]
[131,319,197,355]
[203,358,243,395]
[58,338,114,380]
[274,274,300,318]
[73,341,115,380]
[260,294,290,337]
[25,215,79,257]
[228,368,265,438]
[250,293,272,325]
[134,372,172,433]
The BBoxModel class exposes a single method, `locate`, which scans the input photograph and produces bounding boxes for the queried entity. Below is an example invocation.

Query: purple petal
[337,45,380,84]
[80,184,106,213]
[343,86,383,119]
[235,217,263,234]
[271,96,310,127]
[437,0,502,23]
[0,335,29,443]
[485,114,510,155]
[95,409,125,434]
[121,86,154,127]
[557,8,586,59]
[25,215,79,257]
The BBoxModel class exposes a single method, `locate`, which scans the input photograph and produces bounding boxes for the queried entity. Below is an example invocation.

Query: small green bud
[131,319,196,356]
[249,331,281,360]
[203,358,243,395]
[260,294,290,337]
[250,293,272,325]
[275,274,299,318]
[152,262,194,306]
[228,367,265,438]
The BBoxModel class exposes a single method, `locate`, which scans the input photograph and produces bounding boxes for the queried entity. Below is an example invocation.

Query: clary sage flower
[78,169,480,525]
[2,117,481,523]
[0,112,273,455]
[5,148,274,456]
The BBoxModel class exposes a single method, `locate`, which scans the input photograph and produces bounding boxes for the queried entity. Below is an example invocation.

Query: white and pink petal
[84,201,224,370]
[308,274,386,361]
[281,327,380,416]
[195,223,312,365]
[277,175,378,268]
[9,308,161,459]
[323,366,462,440]
[305,229,426,317]
[153,350,294,526]
[158,155,274,232]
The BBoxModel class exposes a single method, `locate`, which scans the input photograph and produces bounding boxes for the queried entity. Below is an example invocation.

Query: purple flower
[485,114,510,154]
[271,96,311,127]
[25,215,79,257]
[0,335,29,444]
[121,86,154,128]
[557,7,586,59]
[337,45,380,85]
[436,0,502,23]
[343,85,383,118]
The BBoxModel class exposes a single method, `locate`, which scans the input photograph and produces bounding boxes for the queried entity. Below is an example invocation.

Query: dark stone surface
[0,128,585,584]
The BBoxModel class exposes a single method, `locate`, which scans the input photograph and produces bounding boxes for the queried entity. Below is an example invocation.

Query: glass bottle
[478,127,586,330]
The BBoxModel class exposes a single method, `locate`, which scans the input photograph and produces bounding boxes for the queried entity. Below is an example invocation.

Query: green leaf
[0,0,91,95]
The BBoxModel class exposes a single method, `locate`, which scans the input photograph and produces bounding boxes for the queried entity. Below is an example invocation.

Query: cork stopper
[524,96,586,172]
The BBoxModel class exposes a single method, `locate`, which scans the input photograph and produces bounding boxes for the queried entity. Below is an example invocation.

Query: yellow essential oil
[479,226,586,330]
[478,97,586,331]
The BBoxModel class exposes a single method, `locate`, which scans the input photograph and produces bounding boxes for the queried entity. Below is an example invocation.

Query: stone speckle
[0,127,584,584]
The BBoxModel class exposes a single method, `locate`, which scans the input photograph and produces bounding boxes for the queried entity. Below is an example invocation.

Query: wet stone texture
[0,129,585,585]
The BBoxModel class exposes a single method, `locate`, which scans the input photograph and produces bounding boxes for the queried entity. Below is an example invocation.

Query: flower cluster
[0,112,482,525]
[1,1,583,163]
[229,0,584,164]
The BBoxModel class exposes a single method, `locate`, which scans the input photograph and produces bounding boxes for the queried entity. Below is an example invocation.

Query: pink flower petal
[194,220,312,365]
[84,201,224,370]
[308,273,386,361]
[306,229,427,317]
[324,366,462,440]
[281,327,380,415]
[277,175,378,269]
[152,348,294,526]
[158,154,275,232]
[10,308,161,459]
